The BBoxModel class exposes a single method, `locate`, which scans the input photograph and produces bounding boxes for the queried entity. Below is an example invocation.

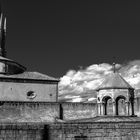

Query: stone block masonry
[1,121,140,140]
[62,103,97,120]
[49,121,140,140]
[0,123,45,140]
[0,102,140,139]
[0,102,97,122]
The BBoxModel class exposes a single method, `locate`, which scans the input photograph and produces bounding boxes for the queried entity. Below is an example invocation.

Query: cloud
[59,63,122,102]
[121,60,140,89]
[59,60,140,102]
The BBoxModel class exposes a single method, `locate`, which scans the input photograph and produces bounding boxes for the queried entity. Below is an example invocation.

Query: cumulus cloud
[122,60,140,89]
[59,60,140,102]
[59,63,121,102]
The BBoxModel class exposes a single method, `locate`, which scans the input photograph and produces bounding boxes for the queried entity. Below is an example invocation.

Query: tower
[0,13,6,57]
[0,11,26,74]
[96,64,135,116]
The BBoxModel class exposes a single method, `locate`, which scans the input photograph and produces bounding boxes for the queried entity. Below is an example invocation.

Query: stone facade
[49,120,140,140]
[0,81,58,102]
[0,102,97,122]
[1,119,140,140]
[62,103,97,120]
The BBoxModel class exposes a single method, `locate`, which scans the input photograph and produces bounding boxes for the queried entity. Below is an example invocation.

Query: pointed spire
[0,13,7,57]
[2,17,6,57]
[0,13,3,56]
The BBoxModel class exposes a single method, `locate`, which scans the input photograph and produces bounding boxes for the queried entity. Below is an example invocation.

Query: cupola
[96,63,135,117]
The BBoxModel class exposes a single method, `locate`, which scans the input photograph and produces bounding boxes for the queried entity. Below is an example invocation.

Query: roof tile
[97,72,133,90]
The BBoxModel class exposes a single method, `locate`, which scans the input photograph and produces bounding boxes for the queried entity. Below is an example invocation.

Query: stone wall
[0,102,60,122]
[0,82,57,102]
[1,121,140,140]
[0,123,45,140]
[0,102,140,139]
[0,102,97,122]
[49,121,140,140]
[1,101,140,122]
[62,103,97,120]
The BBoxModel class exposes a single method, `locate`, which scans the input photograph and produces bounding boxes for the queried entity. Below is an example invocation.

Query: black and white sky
[1,0,140,78]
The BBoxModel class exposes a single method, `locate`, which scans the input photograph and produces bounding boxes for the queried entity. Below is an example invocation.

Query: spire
[0,13,3,56]
[2,17,6,57]
[0,13,6,57]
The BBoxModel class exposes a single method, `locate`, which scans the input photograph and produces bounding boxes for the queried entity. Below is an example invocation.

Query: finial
[112,62,116,73]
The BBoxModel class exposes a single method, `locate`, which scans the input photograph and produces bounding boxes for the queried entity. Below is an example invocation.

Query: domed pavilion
[96,64,135,116]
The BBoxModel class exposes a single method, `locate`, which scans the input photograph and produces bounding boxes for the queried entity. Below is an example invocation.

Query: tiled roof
[97,72,133,90]
[0,71,59,81]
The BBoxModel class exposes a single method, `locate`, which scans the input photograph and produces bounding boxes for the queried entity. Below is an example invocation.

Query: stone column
[112,101,116,116]
[98,102,104,116]
[97,103,101,116]
[125,101,130,116]
[101,102,105,115]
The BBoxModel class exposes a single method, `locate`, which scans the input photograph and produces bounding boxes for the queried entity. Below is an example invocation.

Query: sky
[1,0,140,78]
[1,0,140,102]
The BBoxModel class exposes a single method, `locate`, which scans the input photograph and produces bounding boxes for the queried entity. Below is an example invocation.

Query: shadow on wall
[42,125,50,140]
[135,97,140,116]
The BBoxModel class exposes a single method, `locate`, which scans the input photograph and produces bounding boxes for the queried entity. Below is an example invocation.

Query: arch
[102,96,113,115]
[116,95,126,115]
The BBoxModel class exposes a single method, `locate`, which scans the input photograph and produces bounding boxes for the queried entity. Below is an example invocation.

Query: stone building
[97,71,135,116]
[0,10,140,140]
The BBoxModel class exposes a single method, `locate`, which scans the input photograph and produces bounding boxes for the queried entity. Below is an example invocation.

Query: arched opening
[116,96,126,115]
[103,96,113,115]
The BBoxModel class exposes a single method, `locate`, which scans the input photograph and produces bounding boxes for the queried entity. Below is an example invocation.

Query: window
[26,91,36,99]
